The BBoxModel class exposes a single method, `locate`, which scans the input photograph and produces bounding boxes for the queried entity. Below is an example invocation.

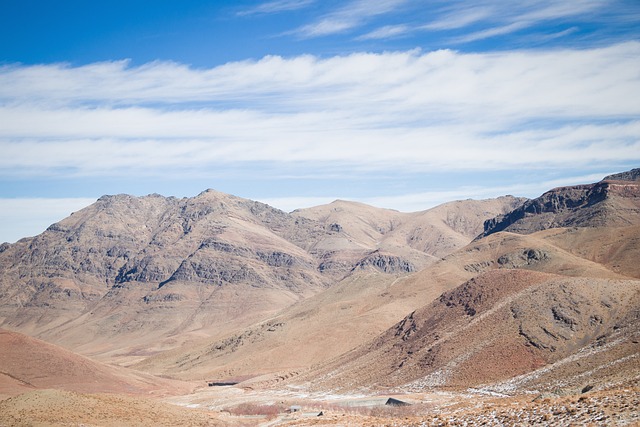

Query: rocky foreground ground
[273,388,639,427]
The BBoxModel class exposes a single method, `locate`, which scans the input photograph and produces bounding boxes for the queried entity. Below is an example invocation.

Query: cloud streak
[0,43,639,179]
[356,0,637,44]
[237,0,316,16]
[292,0,410,37]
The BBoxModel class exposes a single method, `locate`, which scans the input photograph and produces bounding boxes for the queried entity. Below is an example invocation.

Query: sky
[1,0,640,243]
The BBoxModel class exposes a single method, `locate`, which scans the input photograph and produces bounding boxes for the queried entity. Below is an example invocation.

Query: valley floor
[163,384,640,426]
[0,373,638,426]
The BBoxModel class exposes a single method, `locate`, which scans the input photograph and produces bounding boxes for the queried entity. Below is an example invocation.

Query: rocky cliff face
[481,171,640,237]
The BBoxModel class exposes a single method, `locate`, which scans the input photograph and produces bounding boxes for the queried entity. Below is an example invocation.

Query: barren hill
[133,220,634,383]
[482,170,640,237]
[0,190,334,357]
[297,269,640,394]
[0,191,521,361]
[0,329,194,400]
[293,196,525,275]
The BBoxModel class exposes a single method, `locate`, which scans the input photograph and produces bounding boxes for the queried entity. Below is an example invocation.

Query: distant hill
[481,169,640,237]
[134,202,638,383]
[0,189,520,361]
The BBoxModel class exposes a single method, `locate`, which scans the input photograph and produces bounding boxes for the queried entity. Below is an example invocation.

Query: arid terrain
[1,169,639,426]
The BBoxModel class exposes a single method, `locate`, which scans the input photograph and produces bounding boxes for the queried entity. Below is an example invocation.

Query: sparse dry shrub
[368,402,433,418]
[225,402,285,419]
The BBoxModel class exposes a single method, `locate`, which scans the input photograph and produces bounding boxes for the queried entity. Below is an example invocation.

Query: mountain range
[0,168,639,425]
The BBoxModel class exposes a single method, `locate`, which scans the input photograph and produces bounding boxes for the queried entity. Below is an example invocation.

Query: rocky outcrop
[603,168,640,182]
[497,248,549,269]
[352,251,416,274]
[481,170,640,237]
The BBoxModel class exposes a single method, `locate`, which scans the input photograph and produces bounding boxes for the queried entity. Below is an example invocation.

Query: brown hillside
[133,222,632,383]
[0,190,334,359]
[0,193,522,362]
[482,172,640,237]
[294,196,526,274]
[537,225,640,279]
[0,329,194,400]
[296,269,640,394]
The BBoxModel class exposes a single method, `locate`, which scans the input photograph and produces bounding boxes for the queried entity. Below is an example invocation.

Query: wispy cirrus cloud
[357,0,638,44]
[444,0,609,43]
[357,24,412,40]
[1,42,639,180]
[237,0,316,16]
[292,0,410,37]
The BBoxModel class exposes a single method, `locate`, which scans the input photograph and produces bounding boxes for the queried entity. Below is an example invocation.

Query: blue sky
[1,0,640,242]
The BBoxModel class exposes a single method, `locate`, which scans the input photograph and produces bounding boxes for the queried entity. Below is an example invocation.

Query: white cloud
[423,0,611,42]
[0,43,639,178]
[277,0,630,43]
[292,0,410,37]
[358,24,412,40]
[238,0,315,16]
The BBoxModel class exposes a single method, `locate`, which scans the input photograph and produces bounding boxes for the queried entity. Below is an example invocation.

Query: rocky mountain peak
[603,167,640,182]
[481,169,640,237]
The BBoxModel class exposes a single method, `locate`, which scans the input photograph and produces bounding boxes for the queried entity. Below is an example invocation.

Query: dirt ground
[1,384,638,426]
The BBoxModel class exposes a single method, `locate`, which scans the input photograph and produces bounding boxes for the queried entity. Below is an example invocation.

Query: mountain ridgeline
[0,169,639,399]
[481,168,640,237]
[0,189,522,356]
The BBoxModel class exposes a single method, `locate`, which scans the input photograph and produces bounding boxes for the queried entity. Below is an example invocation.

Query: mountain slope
[0,329,193,399]
[134,219,633,382]
[0,190,334,357]
[296,269,640,393]
[481,170,640,237]
[293,196,525,275]
[0,191,523,361]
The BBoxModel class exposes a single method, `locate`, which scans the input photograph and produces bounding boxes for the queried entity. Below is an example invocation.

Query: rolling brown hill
[279,169,640,395]
[0,329,195,400]
[0,190,522,363]
[294,269,640,394]
[293,196,525,270]
[133,221,635,383]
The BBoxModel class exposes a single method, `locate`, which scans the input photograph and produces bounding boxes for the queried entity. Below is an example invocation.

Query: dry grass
[224,402,286,418]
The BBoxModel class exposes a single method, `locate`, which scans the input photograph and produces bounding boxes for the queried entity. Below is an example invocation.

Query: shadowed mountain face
[481,169,640,237]
[0,189,522,359]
